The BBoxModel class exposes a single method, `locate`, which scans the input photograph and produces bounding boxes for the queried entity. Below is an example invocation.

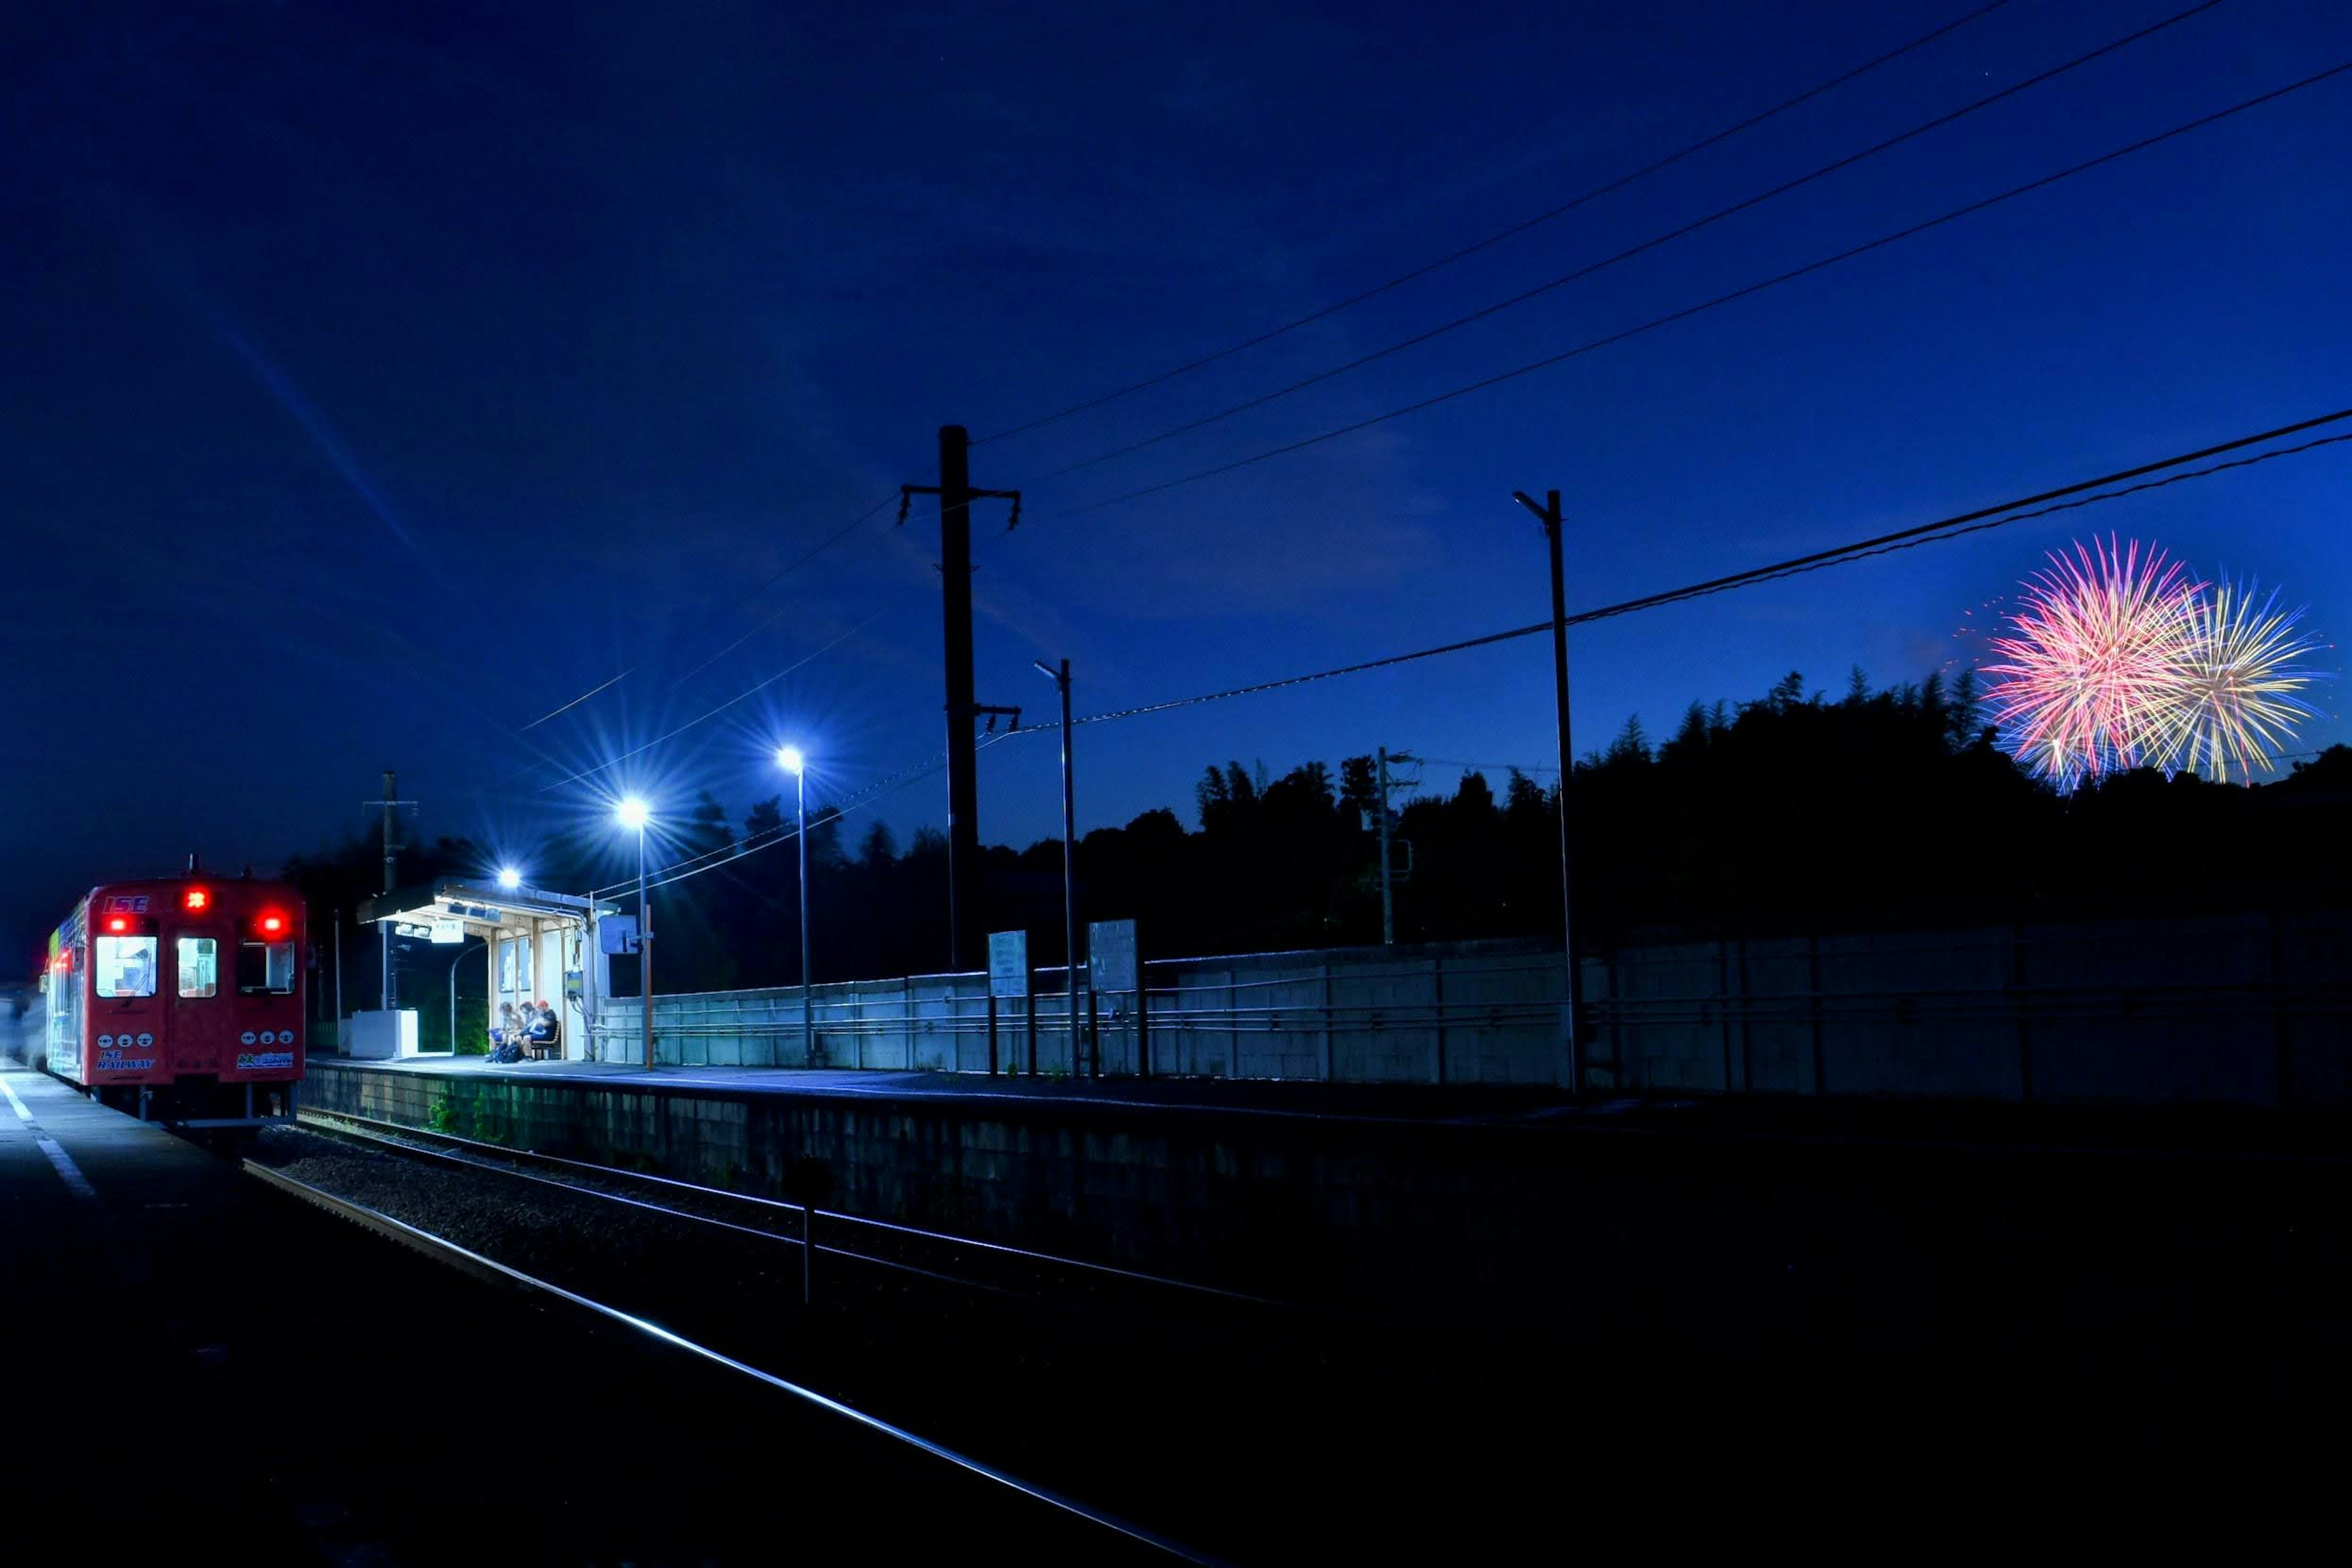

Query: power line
[515,491,897,733]
[525,612,884,796]
[1420,759,1561,775]
[971,0,2018,447]
[599,409,2352,894]
[1032,0,2222,484]
[1026,409,2352,729]
[600,733,1020,897]
[1039,60,2352,526]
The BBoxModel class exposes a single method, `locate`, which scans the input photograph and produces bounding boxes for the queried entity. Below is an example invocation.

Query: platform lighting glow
[775,746,804,775]
[616,797,650,831]
[1982,538,2325,790]
[497,867,522,891]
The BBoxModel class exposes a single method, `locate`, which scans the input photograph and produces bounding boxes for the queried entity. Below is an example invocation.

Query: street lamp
[497,866,522,891]
[1033,658,1085,1075]
[616,797,653,1068]
[775,747,813,1069]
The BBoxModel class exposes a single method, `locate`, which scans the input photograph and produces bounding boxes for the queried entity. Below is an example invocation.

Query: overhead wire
[1025,409,2352,729]
[597,406,2352,893]
[971,0,2019,447]
[1030,0,2223,484]
[526,612,885,796]
[1035,59,2352,526]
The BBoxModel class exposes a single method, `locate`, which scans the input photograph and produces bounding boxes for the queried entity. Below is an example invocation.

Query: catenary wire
[971,0,2018,446]
[1030,0,2222,483]
[1036,61,2352,526]
[514,491,897,733]
[526,612,884,796]
[604,410,2351,893]
[1033,413,2352,729]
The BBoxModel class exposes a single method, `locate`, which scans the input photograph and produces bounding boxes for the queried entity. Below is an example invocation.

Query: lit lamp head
[497,867,522,891]
[616,797,650,832]
[775,746,804,775]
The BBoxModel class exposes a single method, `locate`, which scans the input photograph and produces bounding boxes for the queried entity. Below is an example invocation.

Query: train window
[177,937,219,998]
[237,939,296,995]
[95,935,158,997]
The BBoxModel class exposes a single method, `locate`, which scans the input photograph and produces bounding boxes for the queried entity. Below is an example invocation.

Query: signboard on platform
[393,922,432,940]
[599,916,639,956]
[1088,919,1138,993]
[429,918,465,944]
[988,930,1030,998]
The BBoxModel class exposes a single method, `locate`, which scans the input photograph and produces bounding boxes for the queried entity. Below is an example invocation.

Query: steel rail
[243,1158,1224,1565]
[293,1107,1378,1326]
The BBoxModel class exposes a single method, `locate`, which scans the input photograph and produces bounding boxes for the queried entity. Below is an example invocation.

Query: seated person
[524,1000,559,1059]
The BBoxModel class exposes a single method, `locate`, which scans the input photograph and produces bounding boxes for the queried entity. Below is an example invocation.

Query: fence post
[987,993,998,1076]
[2266,909,2293,1110]
[1321,961,1335,1082]
[1432,956,1447,1087]
[903,976,916,1071]
[1087,987,1101,1078]
[1718,938,1735,1093]
[1136,981,1150,1078]
[2008,922,2032,1104]
[1807,933,1826,1098]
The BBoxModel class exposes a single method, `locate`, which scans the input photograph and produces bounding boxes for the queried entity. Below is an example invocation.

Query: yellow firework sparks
[2145,578,2326,783]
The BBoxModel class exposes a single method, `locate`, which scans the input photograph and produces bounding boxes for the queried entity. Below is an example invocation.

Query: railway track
[245,1156,1218,1564]
[287,1107,1392,1340]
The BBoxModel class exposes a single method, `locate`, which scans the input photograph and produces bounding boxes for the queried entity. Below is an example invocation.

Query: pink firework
[1981,537,2200,789]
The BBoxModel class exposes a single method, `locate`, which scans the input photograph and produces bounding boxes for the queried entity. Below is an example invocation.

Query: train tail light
[258,912,287,936]
[107,916,130,933]
[184,888,210,912]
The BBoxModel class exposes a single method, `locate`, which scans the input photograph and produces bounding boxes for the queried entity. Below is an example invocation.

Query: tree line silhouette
[284,666,2352,1036]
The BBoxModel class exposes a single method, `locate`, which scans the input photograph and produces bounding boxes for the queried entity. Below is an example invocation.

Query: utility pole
[363,770,417,1011]
[1513,489,1582,1095]
[902,427,1020,971]
[1374,748,1416,946]
[1035,658,1081,1074]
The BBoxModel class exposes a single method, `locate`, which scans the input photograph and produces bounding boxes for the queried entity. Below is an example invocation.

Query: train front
[81,878,306,1126]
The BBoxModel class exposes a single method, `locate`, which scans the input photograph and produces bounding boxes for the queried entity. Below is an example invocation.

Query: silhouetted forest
[285,667,2352,1020]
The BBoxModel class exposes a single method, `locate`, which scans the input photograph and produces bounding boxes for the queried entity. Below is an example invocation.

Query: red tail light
[260,913,286,935]
[184,888,209,912]
[106,916,129,933]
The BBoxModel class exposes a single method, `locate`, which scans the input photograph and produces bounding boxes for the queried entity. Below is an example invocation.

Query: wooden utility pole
[902,428,1019,971]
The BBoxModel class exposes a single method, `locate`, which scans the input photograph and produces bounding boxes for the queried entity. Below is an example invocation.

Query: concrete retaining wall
[595,911,2352,1106]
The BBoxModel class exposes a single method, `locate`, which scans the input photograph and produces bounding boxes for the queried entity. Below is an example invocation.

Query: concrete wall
[594,910,2352,1107]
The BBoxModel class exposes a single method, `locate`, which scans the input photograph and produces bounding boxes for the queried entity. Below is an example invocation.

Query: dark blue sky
[7,1,2350,961]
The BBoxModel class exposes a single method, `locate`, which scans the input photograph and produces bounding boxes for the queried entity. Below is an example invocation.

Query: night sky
[7,1,2350,963]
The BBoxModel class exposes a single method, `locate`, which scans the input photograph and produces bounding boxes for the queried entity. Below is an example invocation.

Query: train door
[168,894,230,1079]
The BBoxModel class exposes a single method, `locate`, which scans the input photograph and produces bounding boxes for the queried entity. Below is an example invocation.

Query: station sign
[429,918,465,944]
[988,930,1030,998]
[393,922,433,940]
[599,915,640,955]
[1088,919,1139,993]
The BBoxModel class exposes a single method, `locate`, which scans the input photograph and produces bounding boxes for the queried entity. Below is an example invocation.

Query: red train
[43,875,305,1127]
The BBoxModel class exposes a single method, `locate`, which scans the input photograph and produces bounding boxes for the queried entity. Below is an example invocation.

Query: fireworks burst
[1981,538,2198,790]
[2148,577,2326,784]
[1981,538,2328,790]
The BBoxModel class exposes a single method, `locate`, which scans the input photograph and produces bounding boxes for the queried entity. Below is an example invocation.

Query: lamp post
[777,748,813,1069]
[1512,488,1580,1095]
[1033,658,1082,1074]
[617,797,652,1069]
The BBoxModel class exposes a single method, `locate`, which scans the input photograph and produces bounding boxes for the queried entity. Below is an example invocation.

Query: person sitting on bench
[525,1000,560,1060]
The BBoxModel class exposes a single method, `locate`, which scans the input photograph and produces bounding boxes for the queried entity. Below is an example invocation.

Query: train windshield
[238,940,296,995]
[94,935,157,997]
[178,937,219,998]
